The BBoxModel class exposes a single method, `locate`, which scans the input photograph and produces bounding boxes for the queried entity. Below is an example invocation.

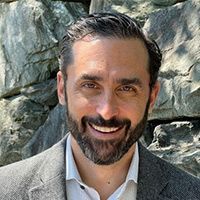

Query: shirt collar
[125,141,139,184]
[66,134,139,184]
[66,134,82,181]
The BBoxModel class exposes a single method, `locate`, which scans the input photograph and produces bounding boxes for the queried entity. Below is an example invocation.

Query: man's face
[57,37,159,165]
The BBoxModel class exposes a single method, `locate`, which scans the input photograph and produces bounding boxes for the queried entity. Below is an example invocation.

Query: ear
[148,81,160,113]
[57,71,66,105]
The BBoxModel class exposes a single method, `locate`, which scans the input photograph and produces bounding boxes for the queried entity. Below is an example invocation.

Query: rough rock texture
[0,0,16,3]
[0,95,48,166]
[0,0,199,178]
[0,0,87,98]
[151,0,183,6]
[89,0,187,25]
[21,78,58,106]
[148,120,200,177]
[22,104,67,159]
[90,0,157,25]
[144,0,200,120]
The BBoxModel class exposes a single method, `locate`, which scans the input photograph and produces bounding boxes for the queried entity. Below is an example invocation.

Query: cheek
[119,99,148,126]
[67,90,95,119]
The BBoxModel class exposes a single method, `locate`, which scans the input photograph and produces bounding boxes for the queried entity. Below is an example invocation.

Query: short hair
[59,12,162,88]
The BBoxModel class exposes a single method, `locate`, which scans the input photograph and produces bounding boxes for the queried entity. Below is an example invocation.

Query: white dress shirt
[66,134,139,200]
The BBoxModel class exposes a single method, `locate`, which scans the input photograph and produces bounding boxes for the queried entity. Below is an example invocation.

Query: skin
[57,37,160,199]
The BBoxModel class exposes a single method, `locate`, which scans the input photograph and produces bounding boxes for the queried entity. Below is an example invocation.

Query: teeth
[91,124,120,133]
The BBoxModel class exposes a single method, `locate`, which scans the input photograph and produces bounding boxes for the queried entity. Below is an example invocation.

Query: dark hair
[59,12,162,88]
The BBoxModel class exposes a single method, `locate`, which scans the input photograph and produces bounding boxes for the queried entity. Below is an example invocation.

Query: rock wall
[0,0,199,178]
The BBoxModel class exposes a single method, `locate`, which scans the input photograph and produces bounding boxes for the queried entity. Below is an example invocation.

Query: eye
[81,82,98,89]
[118,85,136,92]
[116,85,138,97]
[80,82,101,97]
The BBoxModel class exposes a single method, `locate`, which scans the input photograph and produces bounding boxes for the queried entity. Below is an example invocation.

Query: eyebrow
[80,74,103,81]
[116,78,143,88]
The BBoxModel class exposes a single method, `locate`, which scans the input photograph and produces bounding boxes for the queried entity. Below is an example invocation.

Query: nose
[96,94,119,120]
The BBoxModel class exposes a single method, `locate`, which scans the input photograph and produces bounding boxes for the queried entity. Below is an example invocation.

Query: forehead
[67,37,149,81]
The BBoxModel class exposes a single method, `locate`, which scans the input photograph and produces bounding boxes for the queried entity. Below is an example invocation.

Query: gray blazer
[0,135,199,200]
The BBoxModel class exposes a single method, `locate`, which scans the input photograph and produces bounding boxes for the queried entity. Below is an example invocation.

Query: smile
[89,123,122,133]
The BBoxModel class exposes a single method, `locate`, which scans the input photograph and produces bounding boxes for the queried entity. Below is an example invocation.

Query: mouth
[89,123,123,134]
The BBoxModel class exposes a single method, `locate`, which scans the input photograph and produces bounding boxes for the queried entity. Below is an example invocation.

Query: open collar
[27,135,176,200]
[66,134,82,182]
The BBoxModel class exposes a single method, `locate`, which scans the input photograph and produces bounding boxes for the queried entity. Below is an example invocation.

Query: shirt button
[80,185,85,190]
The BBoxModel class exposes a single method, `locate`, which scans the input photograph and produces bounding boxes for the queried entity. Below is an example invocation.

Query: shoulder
[0,136,67,200]
[157,155,200,199]
[138,143,200,199]
[0,148,47,199]
[0,145,49,181]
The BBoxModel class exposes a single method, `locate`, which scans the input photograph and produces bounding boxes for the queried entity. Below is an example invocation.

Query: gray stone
[89,0,105,13]
[89,0,161,25]
[0,0,16,3]
[148,120,200,178]
[89,0,186,25]
[151,0,180,6]
[21,78,58,106]
[144,0,200,120]
[22,104,67,159]
[0,95,48,166]
[0,0,87,98]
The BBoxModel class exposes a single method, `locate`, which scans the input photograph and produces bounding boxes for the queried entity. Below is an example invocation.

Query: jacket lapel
[136,143,171,200]
[28,135,68,200]
[28,174,66,200]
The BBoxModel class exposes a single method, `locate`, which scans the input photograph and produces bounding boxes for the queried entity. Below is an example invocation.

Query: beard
[66,100,149,165]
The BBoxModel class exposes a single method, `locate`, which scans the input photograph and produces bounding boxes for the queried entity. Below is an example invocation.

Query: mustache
[82,115,131,128]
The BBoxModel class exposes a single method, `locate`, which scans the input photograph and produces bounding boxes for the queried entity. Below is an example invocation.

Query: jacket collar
[28,135,68,200]
[27,136,175,200]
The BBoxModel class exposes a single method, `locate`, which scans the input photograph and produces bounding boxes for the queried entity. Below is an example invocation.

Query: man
[0,13,199,200]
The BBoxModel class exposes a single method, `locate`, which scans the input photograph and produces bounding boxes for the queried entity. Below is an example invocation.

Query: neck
[71,136,136,200]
